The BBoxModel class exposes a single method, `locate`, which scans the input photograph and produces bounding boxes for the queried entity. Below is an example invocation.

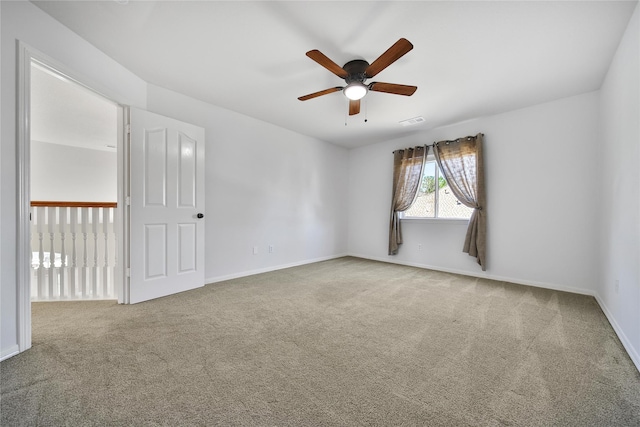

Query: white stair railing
[30,202,117,301]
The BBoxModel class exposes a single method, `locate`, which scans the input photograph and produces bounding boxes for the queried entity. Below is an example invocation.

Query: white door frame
[16,42,128,352]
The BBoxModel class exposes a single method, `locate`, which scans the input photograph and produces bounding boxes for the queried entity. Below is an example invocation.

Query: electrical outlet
[615,279,619,293]
[418,244,423,251]
[253,246,259,255]
[269,245,274,253]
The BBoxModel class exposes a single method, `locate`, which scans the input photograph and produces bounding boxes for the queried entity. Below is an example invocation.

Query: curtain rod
[392,133,484,153]
[434,133,483,145]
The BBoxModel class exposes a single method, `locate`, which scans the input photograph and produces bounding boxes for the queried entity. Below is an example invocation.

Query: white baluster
[102,207,110,298]
[48,207,58,298]
[81,207,89,298]
[36,206,46,300]
[113,206,118,299]
[30,207,37,299]
[59,207,68,299]
[92,207,99,298]
[70,207,78,299]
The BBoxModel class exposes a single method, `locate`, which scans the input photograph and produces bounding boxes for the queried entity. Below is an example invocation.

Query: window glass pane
[403,161,435,218]
[436,166,474,219]
[403,161,474,219]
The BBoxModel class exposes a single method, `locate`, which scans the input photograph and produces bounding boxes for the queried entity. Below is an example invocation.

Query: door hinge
[125,196,131,206]
[125,123,131,135]
[126,268,131,277]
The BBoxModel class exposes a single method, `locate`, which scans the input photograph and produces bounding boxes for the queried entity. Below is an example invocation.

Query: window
[402,159,474,219]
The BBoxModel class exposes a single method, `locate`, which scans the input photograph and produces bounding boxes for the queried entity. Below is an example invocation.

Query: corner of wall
[594,294,640,371]
[596,2,640,373]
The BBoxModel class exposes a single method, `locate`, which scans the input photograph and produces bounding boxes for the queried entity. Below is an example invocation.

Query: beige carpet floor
[1,257,639,426]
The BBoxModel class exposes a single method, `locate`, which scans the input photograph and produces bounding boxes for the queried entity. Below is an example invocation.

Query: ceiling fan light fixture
[343,82,368,100]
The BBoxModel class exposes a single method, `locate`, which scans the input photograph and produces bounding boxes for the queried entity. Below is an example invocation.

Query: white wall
[0,0,4,362]
[598,4,640,369]
[30,141,117,202]
[348,91,600,294]
[1,0,147,360]
[146,85,349,282]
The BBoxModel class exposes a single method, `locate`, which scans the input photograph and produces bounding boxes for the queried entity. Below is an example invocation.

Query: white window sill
[401,217,470,224]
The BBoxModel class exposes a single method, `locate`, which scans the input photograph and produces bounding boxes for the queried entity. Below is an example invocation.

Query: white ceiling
[31,0,638,149]
[31,62,118,151]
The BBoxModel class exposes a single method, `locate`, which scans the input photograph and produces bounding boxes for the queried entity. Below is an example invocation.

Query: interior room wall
[30,141,117,202]
[1,0,147,360]
[348,91,600,295]
[146,84,349,283]
[597,4,639,369]
[0,0,4,361]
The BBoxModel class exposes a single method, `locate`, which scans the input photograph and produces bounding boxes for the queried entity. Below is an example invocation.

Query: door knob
[197,213,204,219]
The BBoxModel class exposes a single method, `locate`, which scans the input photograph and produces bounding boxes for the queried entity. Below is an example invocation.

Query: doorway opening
[29,60,120,301]
[17,42,127,353]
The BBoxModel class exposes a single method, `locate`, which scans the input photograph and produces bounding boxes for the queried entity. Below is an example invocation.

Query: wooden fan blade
[369,82,417,96]
[349,99,361,116]
[306,50,349,78]
[298,87,343,101]
[365,38,413,78]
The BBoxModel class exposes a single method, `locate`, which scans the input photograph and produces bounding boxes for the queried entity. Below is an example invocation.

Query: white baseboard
[1,344,20,362]
[594,293,640,372]
[205,253,349,285]
[347,253,594,296]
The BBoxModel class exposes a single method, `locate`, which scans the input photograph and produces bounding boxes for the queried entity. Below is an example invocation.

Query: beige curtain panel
[434,133,486,270]
[389,145,428,255]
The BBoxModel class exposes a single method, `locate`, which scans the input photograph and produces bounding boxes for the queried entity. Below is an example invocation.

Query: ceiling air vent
[399,116,425,126]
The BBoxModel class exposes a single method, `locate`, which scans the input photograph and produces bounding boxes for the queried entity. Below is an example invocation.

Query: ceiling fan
[298,38,417,116]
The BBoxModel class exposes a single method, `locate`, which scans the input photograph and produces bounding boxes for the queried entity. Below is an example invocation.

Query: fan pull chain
[364,98,368,123]
[344,101,348,126]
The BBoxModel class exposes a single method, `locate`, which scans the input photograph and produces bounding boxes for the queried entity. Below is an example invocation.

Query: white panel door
[129,108,205,304]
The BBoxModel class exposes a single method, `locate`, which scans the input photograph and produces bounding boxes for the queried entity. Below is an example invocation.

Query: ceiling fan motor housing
[343,59,370,84]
